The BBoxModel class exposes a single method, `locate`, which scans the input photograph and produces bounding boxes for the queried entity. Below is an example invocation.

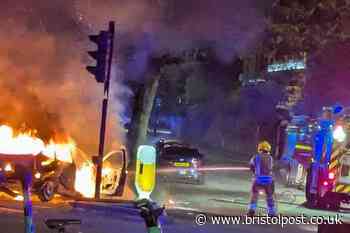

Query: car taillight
[328,172,335,180]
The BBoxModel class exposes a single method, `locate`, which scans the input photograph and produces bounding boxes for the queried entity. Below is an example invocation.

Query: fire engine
[305,108,350,209]
[276,115,314,188]
[276,106,350,209]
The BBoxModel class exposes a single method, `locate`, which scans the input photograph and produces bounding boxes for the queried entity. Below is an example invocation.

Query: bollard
[135,145,157,200]
[22,170,35,233]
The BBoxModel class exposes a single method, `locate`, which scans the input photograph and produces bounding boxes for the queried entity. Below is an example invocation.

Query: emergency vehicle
[275,115,314,188]
[276,107,350,209]
[305,112,350,209]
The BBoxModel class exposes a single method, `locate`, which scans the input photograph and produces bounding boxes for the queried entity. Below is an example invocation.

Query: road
[0,199,319,233]
[152,161,350,224]
[0,161,349,233]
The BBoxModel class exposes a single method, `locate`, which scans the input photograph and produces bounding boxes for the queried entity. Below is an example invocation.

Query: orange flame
[74,161,117,198]
[0,124,123,199]
[0,125,75,161]
[74,162,96,198]
[42,140,75,163]
[0,125,44,155]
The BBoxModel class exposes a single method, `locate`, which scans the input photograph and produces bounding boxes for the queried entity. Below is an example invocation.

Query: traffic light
[86,31,109,83]
[88,22,116,199]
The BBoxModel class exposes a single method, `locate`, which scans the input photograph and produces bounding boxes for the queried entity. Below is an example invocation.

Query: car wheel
[305,167,319,208]
[306,193,319,208]
[285,168,293,187]
[279,168,291,187]
[329,201,340,211]
[38,180,57,202]
[325,193,341,210]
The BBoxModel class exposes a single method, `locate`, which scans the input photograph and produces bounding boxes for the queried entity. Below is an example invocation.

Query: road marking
[0,207,23,214]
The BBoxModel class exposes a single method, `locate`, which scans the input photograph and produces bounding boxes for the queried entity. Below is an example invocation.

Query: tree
[267,0,350,58]
[264,0,350,111]
[127,54,183,164]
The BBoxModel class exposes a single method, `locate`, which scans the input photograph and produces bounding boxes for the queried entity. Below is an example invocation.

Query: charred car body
[0,148,128,201]
[0,153,78,202]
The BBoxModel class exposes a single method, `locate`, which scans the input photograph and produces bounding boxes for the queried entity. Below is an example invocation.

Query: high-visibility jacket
[249,153,274,184]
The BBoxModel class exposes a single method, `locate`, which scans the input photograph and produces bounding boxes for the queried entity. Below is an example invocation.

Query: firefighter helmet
[258,141,272,153]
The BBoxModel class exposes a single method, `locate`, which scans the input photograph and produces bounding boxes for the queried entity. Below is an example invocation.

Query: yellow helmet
[258,141,271,153]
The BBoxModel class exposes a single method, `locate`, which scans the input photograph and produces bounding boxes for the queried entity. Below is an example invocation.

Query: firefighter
[314,107,334,164]
[306,107,335,207]
[247,141,277,216]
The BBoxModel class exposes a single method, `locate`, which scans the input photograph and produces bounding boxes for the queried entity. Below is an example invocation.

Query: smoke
[76,0,270,75]
[0,0,271,155]
[0,1,124,155]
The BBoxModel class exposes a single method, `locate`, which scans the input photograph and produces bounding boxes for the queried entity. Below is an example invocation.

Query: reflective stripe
[248,202,257,211]
[336,184,345,192]
[255,155,261,177]
[256,176,273,185]
[329,160,339,170]
[336,184,350,193]
[329,145,343,175]
[256,155,273,175]
[295,144,312,151]
[344,186,350,194]
[267,199,277,216]
[255,154,273,184]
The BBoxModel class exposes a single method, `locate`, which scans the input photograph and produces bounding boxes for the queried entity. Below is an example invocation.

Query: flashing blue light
[267,60,306,73]
[333,105,343,114]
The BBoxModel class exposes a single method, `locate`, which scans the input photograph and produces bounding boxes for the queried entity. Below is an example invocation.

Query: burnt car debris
[0,147,128,202]
[0,153,80,202]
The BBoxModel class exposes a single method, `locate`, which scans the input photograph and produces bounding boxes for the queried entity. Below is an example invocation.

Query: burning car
[0,153,78,201]
[0,125,127,201]
[0,125,81,201]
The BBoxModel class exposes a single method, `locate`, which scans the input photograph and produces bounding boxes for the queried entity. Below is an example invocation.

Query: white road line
[0,207,23,214]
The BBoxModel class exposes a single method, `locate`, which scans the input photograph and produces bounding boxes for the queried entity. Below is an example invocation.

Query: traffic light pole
[95,21,115,199]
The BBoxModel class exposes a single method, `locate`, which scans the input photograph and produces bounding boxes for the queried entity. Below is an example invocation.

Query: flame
[102,167,112,176]
[14,195,24,201]
[0,125,75,162]
[42,140,75,163]
[74,162,96,198]
[0,124,123,199]
[0,125,44,155]
[74,161,116,198]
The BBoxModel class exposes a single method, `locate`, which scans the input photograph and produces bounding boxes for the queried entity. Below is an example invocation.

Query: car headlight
[333,125,346,142]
